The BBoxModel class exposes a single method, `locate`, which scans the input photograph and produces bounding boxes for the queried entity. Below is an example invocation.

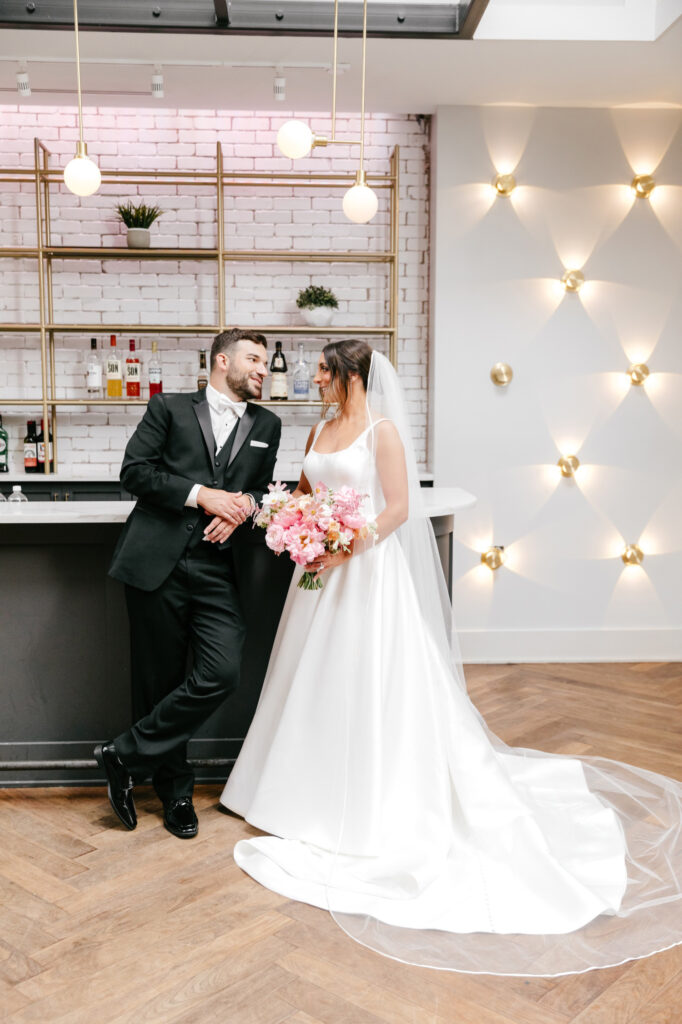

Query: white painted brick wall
[0,106,430,480]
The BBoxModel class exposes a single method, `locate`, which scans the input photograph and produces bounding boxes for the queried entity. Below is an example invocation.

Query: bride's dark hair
[322,338,373,413]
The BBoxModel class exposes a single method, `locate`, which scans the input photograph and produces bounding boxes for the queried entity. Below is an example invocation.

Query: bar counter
[0,487,476,786]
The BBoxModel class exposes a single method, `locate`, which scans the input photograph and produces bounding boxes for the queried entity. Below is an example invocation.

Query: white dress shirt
[185,383,249,509]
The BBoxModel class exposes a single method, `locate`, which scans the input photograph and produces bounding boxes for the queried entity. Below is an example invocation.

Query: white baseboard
[459,628,682,663]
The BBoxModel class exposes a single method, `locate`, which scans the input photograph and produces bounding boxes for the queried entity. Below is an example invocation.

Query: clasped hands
[197,487,254,545]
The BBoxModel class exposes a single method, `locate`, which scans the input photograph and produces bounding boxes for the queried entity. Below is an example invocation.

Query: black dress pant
[115,546,245,803]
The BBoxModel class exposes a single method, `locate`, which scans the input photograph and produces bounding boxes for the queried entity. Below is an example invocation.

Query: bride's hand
[310,547,352,581]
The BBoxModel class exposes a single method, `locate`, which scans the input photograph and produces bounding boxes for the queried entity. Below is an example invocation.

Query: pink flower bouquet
[254,481,376,590]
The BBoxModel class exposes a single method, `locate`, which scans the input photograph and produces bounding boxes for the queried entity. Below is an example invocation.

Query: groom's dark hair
[210,328,267,370]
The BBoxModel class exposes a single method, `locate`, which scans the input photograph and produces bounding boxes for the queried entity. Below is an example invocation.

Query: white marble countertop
[0,488,476,524]
[1,469,437,483]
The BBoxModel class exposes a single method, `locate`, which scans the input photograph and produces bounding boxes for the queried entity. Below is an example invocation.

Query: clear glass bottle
[8,485,28,508]
[148,340,163,397]
[86,337,103,397]
[269,341,288,400]
[292,343,310,400]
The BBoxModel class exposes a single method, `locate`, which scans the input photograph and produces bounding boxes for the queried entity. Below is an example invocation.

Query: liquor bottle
[106,335,122,398]
[292,343,310,400]
[37,419,53,471]
[148,340,163,397]
[125,339,141,398]
[86,337,103,397]
[197,350,208,390]
[23,419,38,474]
[269,341,288,400]
[0,414,8,473]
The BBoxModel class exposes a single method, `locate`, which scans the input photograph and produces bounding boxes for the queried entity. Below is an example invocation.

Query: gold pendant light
[63,0,101,197]
[277,0,378,224]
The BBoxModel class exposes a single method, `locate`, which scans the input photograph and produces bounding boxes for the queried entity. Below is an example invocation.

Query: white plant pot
[126,227,151,249]
[301,306,335,328]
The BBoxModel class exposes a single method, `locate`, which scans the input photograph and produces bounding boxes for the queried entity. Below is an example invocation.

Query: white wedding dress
[221,358,682,977]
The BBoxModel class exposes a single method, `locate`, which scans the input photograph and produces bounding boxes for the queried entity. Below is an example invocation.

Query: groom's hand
[203,516,237,544]
[197,487,248,525]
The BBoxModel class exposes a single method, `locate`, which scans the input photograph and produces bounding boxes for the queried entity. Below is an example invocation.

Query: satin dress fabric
[221,428,630,938]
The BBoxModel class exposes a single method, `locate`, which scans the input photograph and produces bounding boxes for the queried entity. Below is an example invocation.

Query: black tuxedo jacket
[109,389,281,591]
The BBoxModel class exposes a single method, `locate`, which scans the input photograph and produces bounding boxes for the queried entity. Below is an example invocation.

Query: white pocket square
[250,439,268,448]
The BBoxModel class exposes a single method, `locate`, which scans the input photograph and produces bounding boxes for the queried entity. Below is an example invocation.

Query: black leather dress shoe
[94,741,137,831]
[164,798,198,839]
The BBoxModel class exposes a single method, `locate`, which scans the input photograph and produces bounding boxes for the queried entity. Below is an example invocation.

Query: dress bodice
[303,421,383,513]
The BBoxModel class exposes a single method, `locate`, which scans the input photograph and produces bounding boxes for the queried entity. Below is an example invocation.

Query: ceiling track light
[273,70,285,102]
[63,0,100,197]
[151,67,164,99]
[16,67,31,97]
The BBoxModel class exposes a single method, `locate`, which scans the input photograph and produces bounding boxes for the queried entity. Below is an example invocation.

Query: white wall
[0,106,430,479]
[432,106,682,662]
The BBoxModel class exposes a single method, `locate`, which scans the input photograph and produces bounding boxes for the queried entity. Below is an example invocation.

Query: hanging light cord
[73,0,84,146]
[331,0,339,140]
[360,0,368,173]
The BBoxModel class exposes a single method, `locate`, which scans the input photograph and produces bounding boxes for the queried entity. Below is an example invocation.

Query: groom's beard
[225,368,263,400]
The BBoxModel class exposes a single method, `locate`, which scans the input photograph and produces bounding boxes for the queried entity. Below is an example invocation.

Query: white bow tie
[210,393,247,418]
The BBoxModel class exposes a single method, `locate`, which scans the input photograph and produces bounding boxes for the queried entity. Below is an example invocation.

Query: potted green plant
[116,201,164,249]
[296,285,339,327]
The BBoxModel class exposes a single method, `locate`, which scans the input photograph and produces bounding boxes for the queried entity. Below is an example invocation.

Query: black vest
[185,418,240,556]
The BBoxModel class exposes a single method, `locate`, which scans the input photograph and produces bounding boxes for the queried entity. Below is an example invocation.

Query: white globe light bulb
[63,154,101,197]
[277,120,314,160]
[342,182,378,224]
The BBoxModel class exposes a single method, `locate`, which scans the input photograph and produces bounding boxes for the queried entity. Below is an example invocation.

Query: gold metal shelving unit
[0,139,400,473]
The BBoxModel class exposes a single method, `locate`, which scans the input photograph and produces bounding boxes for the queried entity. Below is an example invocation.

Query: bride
[220,338,682,976]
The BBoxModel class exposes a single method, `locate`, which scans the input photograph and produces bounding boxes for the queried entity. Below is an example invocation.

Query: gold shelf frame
[0,140,400,474]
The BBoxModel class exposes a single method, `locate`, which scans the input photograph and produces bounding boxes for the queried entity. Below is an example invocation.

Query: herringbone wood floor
[1,663,681,1024]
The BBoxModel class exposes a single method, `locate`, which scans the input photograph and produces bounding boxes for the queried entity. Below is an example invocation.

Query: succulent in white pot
[296,285,339,327]
[116,201,164,249]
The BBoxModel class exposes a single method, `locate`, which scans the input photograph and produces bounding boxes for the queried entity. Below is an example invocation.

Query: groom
[100,328,281,838]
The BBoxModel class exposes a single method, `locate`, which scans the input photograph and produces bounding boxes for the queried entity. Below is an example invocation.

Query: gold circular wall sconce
[621,544,644,566]
[561,269,585,293]
[628,363,650,386]
[490,363,513,387]
[631,174,655,199]
[493,173,516,196]
[557,455,580,478]
[481,545,505,570]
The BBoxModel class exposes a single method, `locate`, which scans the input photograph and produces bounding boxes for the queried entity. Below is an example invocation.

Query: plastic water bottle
[7,485,28,509]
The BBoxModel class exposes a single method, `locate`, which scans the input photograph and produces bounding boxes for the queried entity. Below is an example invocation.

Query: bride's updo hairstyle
[322,338,373,415]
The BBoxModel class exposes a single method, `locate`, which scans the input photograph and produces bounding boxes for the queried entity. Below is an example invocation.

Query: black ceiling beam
[0,1,475,39]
